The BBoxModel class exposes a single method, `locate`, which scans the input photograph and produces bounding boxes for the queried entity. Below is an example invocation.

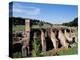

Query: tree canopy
[62,17,78,27]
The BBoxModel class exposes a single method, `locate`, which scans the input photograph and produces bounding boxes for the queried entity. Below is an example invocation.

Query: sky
[9,2,78,24]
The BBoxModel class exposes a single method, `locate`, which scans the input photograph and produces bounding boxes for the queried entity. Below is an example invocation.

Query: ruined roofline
[31,25,76,30]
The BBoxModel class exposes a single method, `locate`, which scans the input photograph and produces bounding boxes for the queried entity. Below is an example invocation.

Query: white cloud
[13,6,41,15]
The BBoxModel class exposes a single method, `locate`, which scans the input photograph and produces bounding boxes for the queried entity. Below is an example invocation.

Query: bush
[32,38,41,57]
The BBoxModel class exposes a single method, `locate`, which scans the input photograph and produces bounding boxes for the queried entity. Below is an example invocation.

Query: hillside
[9,17,52,26]
[62,17,78,27]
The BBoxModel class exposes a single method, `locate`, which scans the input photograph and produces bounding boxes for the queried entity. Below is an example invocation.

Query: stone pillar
[50,29,57,49]
[64,29,72,42]
[25,19,30,34]
[41,29,46,52]
[25,19,30,55]
[58,29,68,48]
[22,19,30,57]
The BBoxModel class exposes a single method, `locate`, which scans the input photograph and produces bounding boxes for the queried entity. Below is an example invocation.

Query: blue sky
[10,2,78,24]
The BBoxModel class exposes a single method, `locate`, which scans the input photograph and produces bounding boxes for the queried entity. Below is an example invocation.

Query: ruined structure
[21,19,30,57]
[12,19,77,57]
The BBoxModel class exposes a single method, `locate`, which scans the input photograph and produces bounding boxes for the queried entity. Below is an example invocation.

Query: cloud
[13,6,41,15]
[26,7,40,15]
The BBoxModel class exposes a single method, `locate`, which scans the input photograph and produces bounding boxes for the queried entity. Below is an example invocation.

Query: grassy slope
[58,47,78,55]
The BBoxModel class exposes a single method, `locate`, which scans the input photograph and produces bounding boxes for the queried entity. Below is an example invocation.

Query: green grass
[13,25,25,32]
[58,47,78,55]
[40,43,78,56]
[58,43,78,55]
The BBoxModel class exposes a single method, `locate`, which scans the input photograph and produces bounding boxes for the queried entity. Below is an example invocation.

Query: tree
[62,17,78,27]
